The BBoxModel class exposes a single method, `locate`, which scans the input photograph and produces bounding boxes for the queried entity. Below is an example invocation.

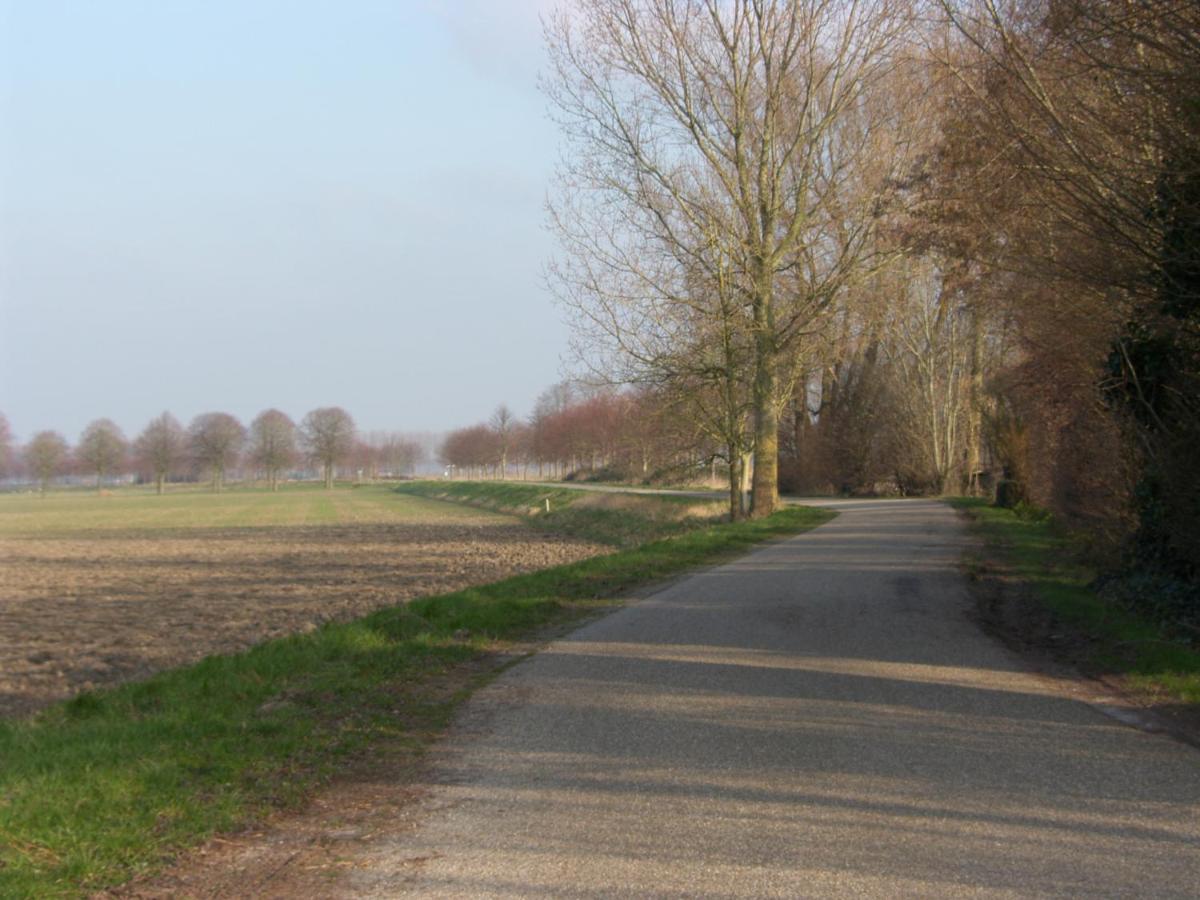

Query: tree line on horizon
[0,408,426,494]
[534,1,1198,624]
[439,385,704,483]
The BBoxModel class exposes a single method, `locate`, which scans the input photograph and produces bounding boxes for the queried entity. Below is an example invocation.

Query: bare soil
[0,521,606,719]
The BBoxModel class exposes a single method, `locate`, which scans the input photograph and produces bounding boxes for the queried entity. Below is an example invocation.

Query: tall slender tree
[490,404,515,479]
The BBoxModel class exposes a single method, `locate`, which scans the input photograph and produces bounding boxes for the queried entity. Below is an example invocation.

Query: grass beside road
[0,497,833,897]
[950,498,1200,705]
[396,480,725,547]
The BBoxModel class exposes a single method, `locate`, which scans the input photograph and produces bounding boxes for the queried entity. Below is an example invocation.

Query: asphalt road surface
[350,498,1200,898]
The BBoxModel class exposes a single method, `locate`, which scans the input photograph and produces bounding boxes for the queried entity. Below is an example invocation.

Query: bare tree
[882,261,973,494]
[300,407,356,489]
[386,436,426,477]
[441,424,499,480]
[546,0,917,515]
[134,412,185,494]
[360,432,425,478]
[188,412,245,492]
[490,404,515,479]
[931,0,1200,572]
[248,409,296,491]
[0,413,13,480]
[76,419,128,489]
[24,431,69,495]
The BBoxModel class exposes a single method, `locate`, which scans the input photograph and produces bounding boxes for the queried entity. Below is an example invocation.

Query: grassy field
[0,482,500,535]
[396,480,726,547]
[951,498,1200,705]
[0,484,834,897]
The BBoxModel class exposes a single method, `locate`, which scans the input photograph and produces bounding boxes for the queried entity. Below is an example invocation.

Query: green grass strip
[396,480,725,548]
[0,503,832,898]
[949,498,1200,705]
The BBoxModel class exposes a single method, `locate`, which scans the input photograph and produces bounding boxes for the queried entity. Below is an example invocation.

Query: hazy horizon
[0,0,566,444]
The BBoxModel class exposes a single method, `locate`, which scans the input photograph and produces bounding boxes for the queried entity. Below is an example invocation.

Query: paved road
[350,499,1200,898]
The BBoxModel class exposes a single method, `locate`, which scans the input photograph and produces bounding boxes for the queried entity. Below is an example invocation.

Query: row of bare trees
[919,0,1200,602]
[440,386,710,484]
[544,1,1199,610]
[0,409,425,494]
[545,0,931,518]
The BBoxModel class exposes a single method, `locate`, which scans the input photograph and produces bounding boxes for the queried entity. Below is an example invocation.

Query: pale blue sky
[0,0,565,443]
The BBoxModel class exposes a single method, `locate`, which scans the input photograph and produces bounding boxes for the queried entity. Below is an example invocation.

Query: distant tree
[134,412,185,494]
[76,418,128,489]
[300,407,356,489]
[441,424,498,479]
[0,413,13,479]
[24,430,69,494]
[188,412,245,492]
[248,409,296,491]
[511,421,533,479]
[350,437,377,481]
[490,404,514,479]
[387,437,425,476]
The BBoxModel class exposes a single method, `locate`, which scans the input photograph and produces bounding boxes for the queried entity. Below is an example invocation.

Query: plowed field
[0,487,606,718]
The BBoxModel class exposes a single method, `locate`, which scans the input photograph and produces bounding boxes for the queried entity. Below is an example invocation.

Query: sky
[0,0,566,443]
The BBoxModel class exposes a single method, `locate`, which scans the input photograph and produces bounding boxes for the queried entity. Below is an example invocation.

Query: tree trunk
[156,473,165,495]
[741,450,754,517]
[750,291,779,518]
[728,453,744,521]
[966,309,986,495]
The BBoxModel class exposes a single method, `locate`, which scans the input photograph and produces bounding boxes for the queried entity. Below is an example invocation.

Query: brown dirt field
[0,521,606,719]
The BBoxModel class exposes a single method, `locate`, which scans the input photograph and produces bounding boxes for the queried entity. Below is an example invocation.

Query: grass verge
[396,480,726,547]
[950,497,1200,705]
[0,502,833,897]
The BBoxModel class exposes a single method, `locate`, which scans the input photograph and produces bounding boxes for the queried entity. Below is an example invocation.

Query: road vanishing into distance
[347,498,1199,897]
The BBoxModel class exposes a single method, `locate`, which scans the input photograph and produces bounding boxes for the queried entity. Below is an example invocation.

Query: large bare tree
[300,407,356,489]
[188,412,245,492]
[134,412,185,494]
[248,409,297,491]
[76,419,128,489]
[546,0,917,515]
[24,430,69,495]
